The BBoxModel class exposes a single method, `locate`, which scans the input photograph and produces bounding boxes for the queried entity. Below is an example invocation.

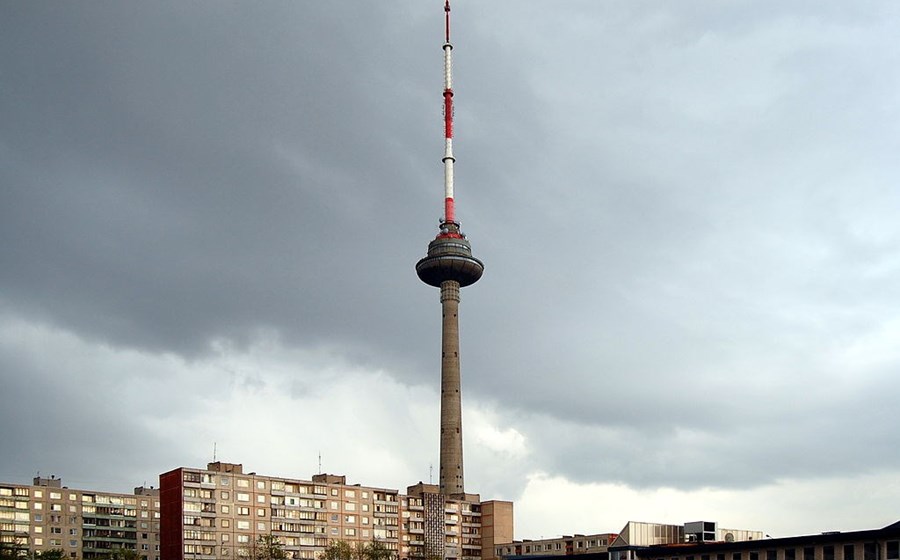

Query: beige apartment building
[159,462,512,560]
[0,476,160,560]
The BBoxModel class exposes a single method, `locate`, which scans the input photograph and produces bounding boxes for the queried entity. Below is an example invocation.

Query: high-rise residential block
[159,463,511,560]
[0,476,160,560]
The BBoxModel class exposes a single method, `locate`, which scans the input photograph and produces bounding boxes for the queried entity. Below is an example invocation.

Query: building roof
[637,521,900,556]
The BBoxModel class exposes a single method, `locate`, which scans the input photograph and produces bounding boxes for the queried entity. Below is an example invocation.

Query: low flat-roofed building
[635,521,900,560]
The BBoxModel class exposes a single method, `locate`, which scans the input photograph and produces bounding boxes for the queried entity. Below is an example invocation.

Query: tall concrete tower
[415,0,483,499]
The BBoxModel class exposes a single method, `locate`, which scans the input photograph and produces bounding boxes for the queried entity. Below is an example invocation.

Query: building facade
[0,476,160,560]
[160,462,512,560]
[495,533,619,558]
[496,521,763,560]
[634,521,900,560]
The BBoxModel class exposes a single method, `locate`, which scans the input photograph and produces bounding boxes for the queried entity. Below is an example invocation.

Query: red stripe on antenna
[445,198,455,224]
[444,90,453,138]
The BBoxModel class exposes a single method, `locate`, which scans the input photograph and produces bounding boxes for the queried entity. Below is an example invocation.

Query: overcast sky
[3,0,900,541]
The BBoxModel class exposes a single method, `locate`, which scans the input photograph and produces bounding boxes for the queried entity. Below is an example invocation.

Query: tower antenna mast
[442,0,456,227]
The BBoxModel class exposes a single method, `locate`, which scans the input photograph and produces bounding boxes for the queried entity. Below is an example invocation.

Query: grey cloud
[3,0,900,510]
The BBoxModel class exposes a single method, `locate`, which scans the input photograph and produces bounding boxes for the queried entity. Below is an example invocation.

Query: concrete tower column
[439,280,464,496]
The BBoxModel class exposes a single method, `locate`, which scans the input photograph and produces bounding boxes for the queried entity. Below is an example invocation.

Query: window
[35,514,42,522]
[824,547,835,560]
[804,549,815,560]
[221,520,230,528]
[221,492,229,500]
[733,553,742,560]
[345,490,356,498]
[786,550,796,560]
[35,490,43,498]
[257,495,266,504]
[865,544,877,560]
[50,492,61,500]
[345,516,355,523]
[845,546,855,560]
[331,489,338,496]
[257,481,266,490]
[887,544,899,560]
[34,539,43,546]
[257,509,266,517]
[237,479,250,488]
[346,528,356,536]
[222,505,230,514]
[331,501,339,510]
[34,503,42,510]
[346,503,356,511]
[768,551,777,560]
[237,521,250,530]
[238,507,250,516]
[257,522,266,531]
[362,504,369,512]
[750,553,758,560]
[237,493,250,502]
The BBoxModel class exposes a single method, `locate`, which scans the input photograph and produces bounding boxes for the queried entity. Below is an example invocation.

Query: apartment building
[159,462,513,560]
[0,476,160,560]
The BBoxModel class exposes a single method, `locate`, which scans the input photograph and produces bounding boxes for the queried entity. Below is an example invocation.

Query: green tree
[35,550,67,560]
[360,541,395,560]
[109,548,140,560]
[0,542,22,560]
[251,535,288,560]
[320,541,355,560]
[319,540,398,560]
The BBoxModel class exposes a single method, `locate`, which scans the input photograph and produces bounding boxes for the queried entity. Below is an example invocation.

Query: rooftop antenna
[318,451,322,474]
[429,463,433,485]
[213,442,217,462]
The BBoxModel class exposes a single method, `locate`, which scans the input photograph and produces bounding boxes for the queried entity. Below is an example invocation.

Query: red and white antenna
[441,0,458,231]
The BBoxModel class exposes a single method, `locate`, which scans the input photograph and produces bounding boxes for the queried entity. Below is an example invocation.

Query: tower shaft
[439,280,464,496]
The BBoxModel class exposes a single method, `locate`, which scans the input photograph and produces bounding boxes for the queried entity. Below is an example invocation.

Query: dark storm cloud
[1,1,438,362]
[3,0,900,513]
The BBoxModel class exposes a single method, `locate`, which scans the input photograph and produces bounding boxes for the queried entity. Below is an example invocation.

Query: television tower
[415,0,484,499]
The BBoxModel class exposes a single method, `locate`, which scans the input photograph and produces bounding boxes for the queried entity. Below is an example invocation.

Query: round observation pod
[415,235,484,288]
